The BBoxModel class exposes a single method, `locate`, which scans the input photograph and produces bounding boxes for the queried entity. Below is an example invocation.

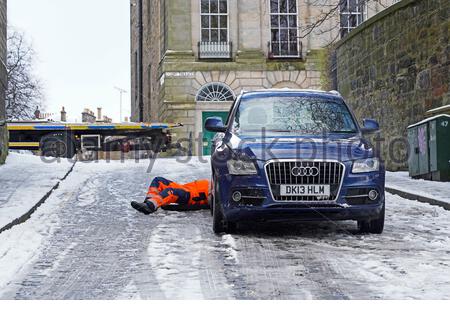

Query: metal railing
[268,41,303,59]
[198,41,232,60]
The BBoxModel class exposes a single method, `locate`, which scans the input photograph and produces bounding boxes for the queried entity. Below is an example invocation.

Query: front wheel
[212,180,236,234]
[358,202,385,234]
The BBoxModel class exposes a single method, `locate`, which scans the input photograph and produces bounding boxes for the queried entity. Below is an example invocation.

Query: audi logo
[291,166,320,177]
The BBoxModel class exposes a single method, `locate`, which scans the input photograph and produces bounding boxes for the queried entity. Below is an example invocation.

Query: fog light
[232,191,242,202]
[368,190,379,201]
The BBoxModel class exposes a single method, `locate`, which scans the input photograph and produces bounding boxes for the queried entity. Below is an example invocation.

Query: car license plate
[280,185,331,197]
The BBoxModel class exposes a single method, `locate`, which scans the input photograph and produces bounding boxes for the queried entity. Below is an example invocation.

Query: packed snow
[0,156,449,299]
[0,153,74,230]
[386,171,450,204]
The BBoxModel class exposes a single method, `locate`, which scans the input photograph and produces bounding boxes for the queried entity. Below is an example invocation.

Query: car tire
[358,202,385,234]
[41,133,76,159]
[212,179,237,234]
[212,188,225,234]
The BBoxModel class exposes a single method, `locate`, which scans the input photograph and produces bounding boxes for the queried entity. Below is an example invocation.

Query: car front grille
[265,160,345,202]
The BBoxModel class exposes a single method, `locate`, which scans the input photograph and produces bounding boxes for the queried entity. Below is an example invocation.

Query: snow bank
[0,189,62,290]
[0,153,74,230]
[386,171,450,204]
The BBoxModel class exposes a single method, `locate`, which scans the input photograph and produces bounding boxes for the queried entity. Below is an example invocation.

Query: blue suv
[206,89,385,234]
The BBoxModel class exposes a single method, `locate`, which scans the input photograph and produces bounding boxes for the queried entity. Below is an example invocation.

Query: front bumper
[223,203,384,223]
[215,160,385,223]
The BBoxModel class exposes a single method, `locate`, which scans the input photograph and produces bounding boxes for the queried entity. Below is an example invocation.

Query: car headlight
[227,159,258,175]
[352,158,380,173]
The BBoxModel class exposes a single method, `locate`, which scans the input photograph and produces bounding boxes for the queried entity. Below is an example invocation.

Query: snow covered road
[1,157,450,299]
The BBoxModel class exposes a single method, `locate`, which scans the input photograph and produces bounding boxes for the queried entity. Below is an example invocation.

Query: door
[202,111,229,156]
[408,127,420,177]
[435,116,450,181]
[417,123,430,175]
[429,120,438,172]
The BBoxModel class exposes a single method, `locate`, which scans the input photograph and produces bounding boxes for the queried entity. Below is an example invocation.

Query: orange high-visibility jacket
[147,179,210,208]
[182,180,211,206]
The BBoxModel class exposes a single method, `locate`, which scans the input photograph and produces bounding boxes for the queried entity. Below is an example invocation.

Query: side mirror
[205,117,227,133]
[361,119,380,134]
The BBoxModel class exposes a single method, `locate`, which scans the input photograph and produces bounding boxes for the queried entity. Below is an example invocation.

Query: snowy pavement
[386,171,450,204]
[0,153,74,230]
[0,157,450,299]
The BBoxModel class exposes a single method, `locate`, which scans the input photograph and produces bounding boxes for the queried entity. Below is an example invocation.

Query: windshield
[232,96,358,136]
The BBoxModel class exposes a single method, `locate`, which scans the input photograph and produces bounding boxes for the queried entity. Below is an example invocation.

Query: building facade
[130,0,396,155]
[0,0,7,165]
[82,109,97,123]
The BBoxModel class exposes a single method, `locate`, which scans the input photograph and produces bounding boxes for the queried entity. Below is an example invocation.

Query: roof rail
[328,90,342,97]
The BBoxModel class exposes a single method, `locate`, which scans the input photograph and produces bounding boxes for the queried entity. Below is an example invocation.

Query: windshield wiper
[269,130,294,133]
[329,130,357,134]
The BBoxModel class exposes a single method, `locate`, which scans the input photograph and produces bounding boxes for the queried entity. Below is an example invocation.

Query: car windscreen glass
[232,96,358,136]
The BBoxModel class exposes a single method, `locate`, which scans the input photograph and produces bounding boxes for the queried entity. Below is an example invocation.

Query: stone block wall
[0,0,7,165]
[334,0,450,170]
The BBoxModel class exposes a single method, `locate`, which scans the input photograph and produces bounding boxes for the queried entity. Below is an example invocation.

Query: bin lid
[408,114,450,129]
[426,105,450,116]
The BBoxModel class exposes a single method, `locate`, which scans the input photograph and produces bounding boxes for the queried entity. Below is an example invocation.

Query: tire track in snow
[146,212,235,299]
[222,225,354,299]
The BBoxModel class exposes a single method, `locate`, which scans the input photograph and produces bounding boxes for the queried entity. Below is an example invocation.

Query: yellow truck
[7,121,182,158]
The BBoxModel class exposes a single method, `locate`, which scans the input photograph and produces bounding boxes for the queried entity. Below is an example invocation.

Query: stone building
[0,0,7,165]
[82,109,97,124]
[80,107,113,124]
[130,0,396,155]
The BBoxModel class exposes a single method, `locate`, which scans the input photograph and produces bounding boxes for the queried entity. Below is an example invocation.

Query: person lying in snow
[131,177,211,215]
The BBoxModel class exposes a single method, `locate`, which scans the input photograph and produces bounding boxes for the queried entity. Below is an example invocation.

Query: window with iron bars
[339,0,367,38]
[269,0,300,58]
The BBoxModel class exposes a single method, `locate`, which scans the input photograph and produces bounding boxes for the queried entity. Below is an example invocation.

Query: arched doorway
[195,82,235,155]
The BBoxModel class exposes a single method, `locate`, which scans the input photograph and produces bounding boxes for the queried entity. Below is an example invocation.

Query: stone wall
[0,0,7,165]
[334,0,450,170]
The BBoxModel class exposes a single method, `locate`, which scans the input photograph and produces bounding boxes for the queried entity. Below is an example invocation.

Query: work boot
[131,201,157,215]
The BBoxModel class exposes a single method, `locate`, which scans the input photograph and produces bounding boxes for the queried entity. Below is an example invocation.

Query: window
[196,83,235,102]
[201,0,228,43]
[269,0,300,58]
[233,96,357,136]
[340,0,367,38]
